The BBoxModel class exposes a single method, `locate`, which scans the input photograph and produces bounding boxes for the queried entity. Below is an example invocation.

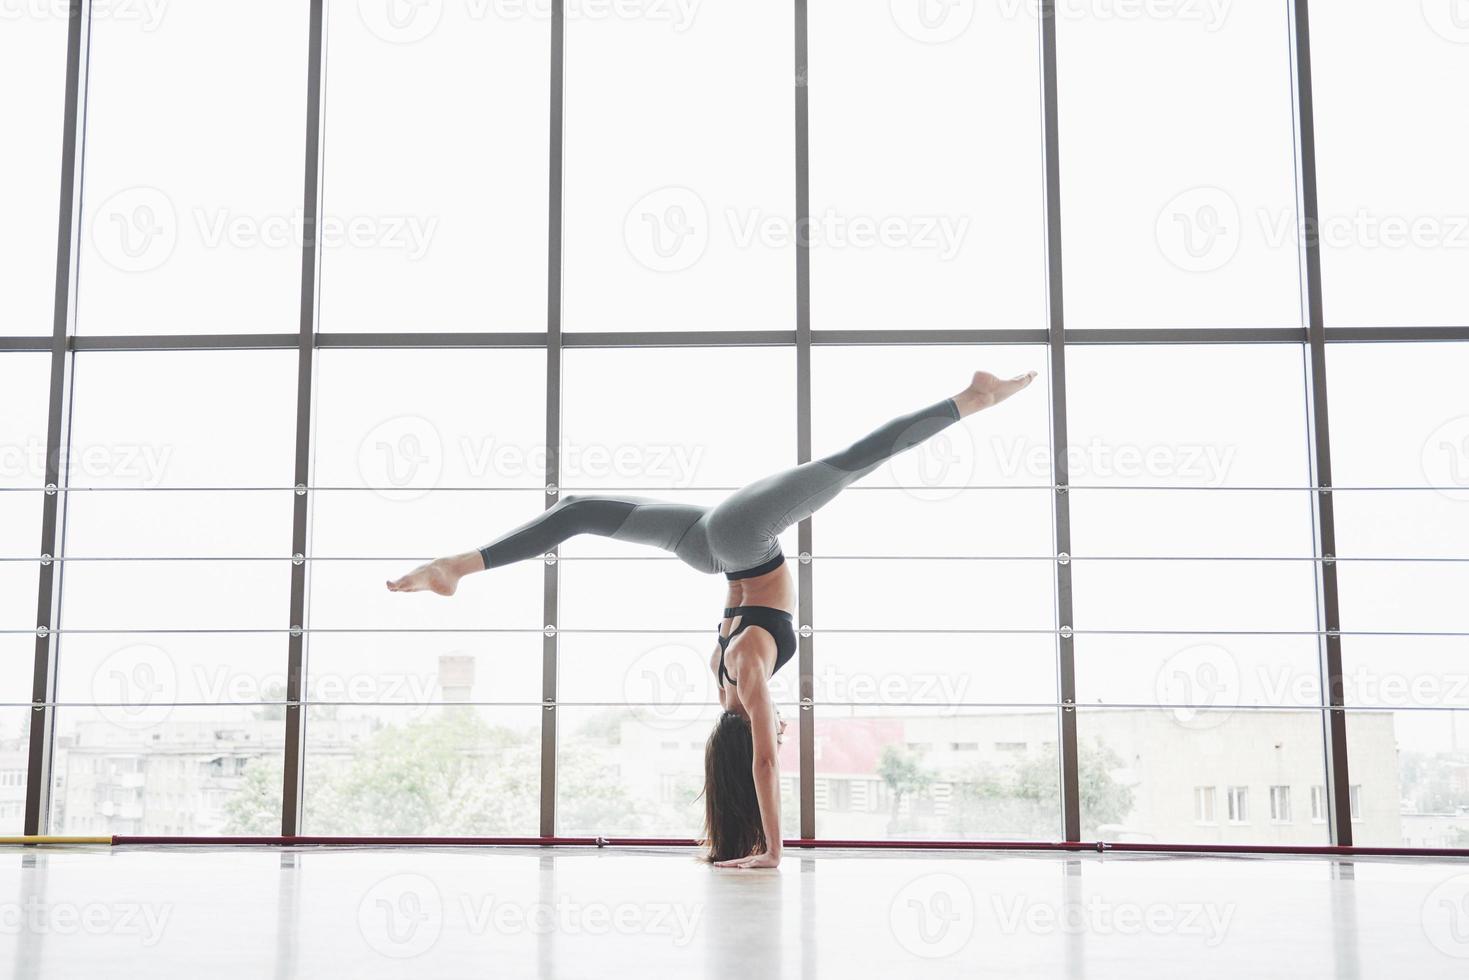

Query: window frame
[4,0,1453,852]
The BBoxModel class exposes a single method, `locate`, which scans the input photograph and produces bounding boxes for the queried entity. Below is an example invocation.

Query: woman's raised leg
[701,370,1038,572]
[386,494,709,595]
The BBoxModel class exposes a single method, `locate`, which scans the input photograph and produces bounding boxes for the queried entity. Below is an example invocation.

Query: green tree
[877,745,932,834]
[222,751,283,834]
[1014,737,1135,834]
[307,709,535,835]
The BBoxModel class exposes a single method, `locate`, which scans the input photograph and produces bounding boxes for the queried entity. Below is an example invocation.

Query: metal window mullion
[794,0,815,843]
[24,0,91,838]
[1288,0,1351,847]
[280,0,328,837]
[540,0,566,840]
[1039,0,1081,843]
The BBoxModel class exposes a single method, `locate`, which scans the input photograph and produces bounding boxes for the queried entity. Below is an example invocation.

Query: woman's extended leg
[386,494,709,595]
[701,369,1037,573]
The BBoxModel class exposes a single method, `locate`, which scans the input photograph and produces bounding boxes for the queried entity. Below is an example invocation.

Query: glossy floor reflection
[3,845,1467,978]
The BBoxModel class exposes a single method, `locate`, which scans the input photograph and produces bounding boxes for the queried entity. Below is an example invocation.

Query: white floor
[3,844,1467,978]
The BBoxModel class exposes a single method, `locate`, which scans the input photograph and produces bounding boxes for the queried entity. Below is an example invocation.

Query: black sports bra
[716,605,797,688]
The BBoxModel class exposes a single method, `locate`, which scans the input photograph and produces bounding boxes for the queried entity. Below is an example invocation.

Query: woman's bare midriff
[725,559,796,616]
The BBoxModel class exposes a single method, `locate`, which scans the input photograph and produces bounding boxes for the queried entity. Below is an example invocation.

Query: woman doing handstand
[387,369,1038,868]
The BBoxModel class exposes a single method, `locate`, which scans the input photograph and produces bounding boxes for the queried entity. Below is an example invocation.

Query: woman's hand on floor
[714,850,782,870]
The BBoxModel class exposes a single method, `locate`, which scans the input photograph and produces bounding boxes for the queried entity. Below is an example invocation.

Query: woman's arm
[714,641,783,869]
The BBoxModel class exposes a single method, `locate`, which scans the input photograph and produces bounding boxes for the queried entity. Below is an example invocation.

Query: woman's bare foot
[953,370,1039,417]
[385,552,483,597]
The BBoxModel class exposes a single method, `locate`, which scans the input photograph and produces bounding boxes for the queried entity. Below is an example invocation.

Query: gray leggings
[479,397,961,577]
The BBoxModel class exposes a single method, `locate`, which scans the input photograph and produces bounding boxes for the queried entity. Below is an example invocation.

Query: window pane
[1328,342,1469,844]
[812,346,1056,700]
[310,349,547,644]
[559,631,730,707]
[1,355,51,693]
[57,348,297,630]
[1076,708,1331,844]
[0,708,29,834]
[817,558,1053,631]
[815,707,1062,842]
[301,706,540,836]
[807,2,1045,330]
[307,346,545,839]
[51,705,284,836]
[1355,709,1469,848]
[77,1,309,334]
[1067,345,1324,827]
[812,346,1052,492]
[1310,5,1469,327]
[558,350,797,681]
[0,11,68,336]
[60,349,297,561]
[1057,8,1300,328]
[563,8,793,331]
[814,634,1055,711]
[1328,342,1469,631]
[51,351,297,834]
[1067,344,1317,637]
[555,705,780,838]
[1066,345,1313,487]
[562,347,795,490]
[319,6,549,332]
[0,353,52,491]
[1081,634,1322,714]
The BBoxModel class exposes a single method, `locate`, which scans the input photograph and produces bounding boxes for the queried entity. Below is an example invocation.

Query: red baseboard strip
[101,835,1469,858]
[111,836,695,847]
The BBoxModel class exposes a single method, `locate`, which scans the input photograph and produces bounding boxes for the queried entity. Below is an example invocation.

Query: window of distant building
[1270,786,1292,823]
[1194,786,1217,824]
[1227,786,1250,823]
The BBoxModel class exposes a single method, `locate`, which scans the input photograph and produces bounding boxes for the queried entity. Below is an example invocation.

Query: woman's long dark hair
[700,711,766,863]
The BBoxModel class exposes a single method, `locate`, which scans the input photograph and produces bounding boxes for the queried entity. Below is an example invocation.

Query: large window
[811,345,1057,840]
[1067,344,1328,844]
[319,4,549,333]
[4,1,1463,850]
[1309,4,1469,327]
[76,1,309,335]
[1328,342,1469,847]
[0,12,69,337]
[563,6,793,332]
[557,347,796,836]
[0,355,52,833]
[51,351,297,835]
[1055,3,1301,329]
[301,349,548,834]
[807,1,1046,330]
